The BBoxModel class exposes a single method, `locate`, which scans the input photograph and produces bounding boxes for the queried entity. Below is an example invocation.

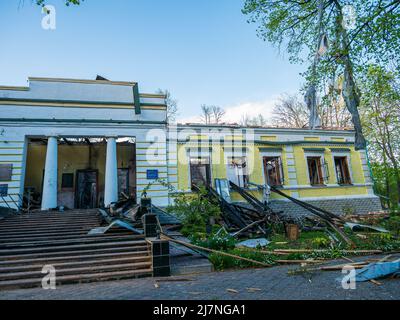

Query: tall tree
[200,105,225,124]
[243,0,400,150]
[359,65,400,206]
[211,106,226,124]
[156,89,179,124]
[36,0,82,5]
[240,113,268,127]
[271,94,309,128]
[271,92,352,128]
[200,105,213,124]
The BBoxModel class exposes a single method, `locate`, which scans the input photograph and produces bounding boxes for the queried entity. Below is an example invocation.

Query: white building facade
[0,77,170,209]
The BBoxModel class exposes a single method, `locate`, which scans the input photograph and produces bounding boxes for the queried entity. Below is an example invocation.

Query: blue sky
[0,0,305,122]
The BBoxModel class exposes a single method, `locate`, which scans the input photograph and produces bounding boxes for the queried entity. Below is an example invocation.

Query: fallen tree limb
[274,249,383,254]
[236,247,289,256]
[320,261,370,271]
[162,234,272,268]
[231,218,267,237]
[275,259,325,264]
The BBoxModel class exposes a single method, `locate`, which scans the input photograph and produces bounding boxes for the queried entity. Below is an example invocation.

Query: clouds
[177,96,280,124]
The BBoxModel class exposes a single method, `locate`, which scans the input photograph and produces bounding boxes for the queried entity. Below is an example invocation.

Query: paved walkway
[1,255,399,300]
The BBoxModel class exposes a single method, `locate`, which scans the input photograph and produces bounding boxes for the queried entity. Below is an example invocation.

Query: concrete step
[0,268,153,290]
[0,256,152,274]
[0,244,150,261]
[0,209,154,290]
[0,234,145,249]
[0,240,148,256]
[0,261,152,281]
[0,250,151,266]
[0,231,134,243]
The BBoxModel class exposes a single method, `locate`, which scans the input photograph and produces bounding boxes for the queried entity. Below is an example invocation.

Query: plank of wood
[163,234,272,267]
[276,259,325,264]
[274,249,383,254]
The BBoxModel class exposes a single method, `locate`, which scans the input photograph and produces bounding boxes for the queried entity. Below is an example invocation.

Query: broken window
[334,156,352,185]
[0,184,8,197]
[61,173,74,189]
[227,156,249,188]
[307,156,327,186]
[190,158,211,189]
[0,164,12,181]
[263,156,284,186]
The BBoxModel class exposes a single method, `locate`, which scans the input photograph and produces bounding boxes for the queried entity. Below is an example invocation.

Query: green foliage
[383,215,400,236]
[205,228,400,270]
[359,64,400,208]
[190,228,237,251]
[141,179,175,199]
[370,163,400,209]
[312,237,330,248]
[36,0,82,6]
[342,205,356,216]
[167,187,221,236]
[243,1,400,76]
[209,249,276,271]
[243,1,400,150]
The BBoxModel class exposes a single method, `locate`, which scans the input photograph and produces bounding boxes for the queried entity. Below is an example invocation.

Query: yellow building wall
[177,144,189,190]
[25,143,134,194]
[176,141,369,200]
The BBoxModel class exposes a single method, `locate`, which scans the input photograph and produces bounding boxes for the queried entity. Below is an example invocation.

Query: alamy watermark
[342,4,357,31]
[41,5,56,30]
[42,264,56,289]
[341,265,356,290]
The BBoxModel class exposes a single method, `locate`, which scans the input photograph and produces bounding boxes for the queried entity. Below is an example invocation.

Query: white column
[41,136,58,210]
[104,137,118,207]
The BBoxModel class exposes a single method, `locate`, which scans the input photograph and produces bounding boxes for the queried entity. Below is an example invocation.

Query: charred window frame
[263,156,284,187]
[61,173,74,189]
[334,156,352,185]
[307,156,329,186]
[0,164,13,182]
[189,157,211,190]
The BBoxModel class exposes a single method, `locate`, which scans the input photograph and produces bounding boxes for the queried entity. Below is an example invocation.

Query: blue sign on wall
[146,169,159,180]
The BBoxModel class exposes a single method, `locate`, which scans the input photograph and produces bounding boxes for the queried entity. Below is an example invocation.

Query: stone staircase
[0,209,153,290]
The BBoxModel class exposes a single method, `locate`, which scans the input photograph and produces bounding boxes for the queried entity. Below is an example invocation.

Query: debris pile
[195,180,355,246]
[104,195,181,234]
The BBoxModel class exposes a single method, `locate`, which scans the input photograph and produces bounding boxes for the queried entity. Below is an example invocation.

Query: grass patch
[187,216,400,271]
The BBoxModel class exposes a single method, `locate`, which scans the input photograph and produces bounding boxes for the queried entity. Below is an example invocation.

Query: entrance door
[75,170,98,209]
[118,168,129,197]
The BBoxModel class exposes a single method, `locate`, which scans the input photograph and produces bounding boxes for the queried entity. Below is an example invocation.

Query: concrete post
[41,136,58,210]
[104,137,118,207]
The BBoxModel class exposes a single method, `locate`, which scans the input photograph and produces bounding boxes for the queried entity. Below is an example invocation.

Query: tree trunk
[336,6,367,150]
[341,58,367,150]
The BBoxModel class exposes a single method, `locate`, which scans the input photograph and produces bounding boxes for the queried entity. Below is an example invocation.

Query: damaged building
[0,77,382,216]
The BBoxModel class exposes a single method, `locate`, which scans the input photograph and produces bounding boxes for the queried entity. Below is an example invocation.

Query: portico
[39,136,122,210]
